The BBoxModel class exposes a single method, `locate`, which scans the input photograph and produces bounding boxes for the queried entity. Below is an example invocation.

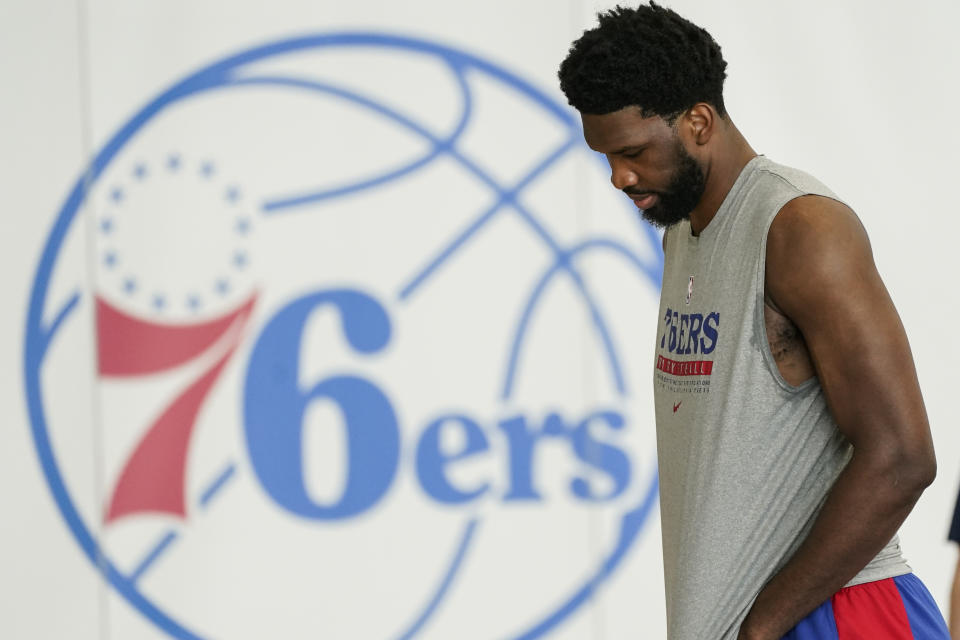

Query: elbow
[905,425,938,490]
[913,451,937,491]
[892,443,937,497]
[859,434,936,499]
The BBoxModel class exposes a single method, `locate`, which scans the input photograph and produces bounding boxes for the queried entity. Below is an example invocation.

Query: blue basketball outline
[23,32,664,640]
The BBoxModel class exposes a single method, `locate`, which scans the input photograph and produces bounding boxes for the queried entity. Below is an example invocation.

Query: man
[558,3,948,639]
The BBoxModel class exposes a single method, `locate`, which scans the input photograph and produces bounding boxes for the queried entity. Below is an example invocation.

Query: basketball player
[558,4,948,638]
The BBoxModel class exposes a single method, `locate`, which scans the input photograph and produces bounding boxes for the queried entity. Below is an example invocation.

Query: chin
[640,206,688,230]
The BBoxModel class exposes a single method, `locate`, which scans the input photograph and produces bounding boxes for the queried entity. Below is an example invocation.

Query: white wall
[2,1,957,638]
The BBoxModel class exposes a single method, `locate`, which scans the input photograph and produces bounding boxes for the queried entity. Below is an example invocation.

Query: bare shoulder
[768,195,870,262]
[765,195,876,315]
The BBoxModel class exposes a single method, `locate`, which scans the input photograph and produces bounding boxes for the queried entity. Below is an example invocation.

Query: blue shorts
[783,574,948,639]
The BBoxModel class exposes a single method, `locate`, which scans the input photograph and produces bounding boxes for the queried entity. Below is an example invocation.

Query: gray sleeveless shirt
[653,155,910,639]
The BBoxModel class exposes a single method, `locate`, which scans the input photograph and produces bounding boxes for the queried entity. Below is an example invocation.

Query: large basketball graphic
[25,33,664,639]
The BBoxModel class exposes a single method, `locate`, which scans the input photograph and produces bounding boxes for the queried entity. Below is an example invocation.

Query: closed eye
[622,148,645,159]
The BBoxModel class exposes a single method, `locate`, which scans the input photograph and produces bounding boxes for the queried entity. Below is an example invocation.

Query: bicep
[765,196,929,457]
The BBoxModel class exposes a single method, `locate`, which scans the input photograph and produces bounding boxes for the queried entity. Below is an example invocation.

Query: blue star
[226,186,241,203]
[122,278,137,295]
[103,251,118,269]
[133,163,148,180]
[110,187,124,203]
[215,279,230,295]
[152,294,166,310]
[233,251,248,269]
[100,218,114,234]
[167,154,181,171]
[187,295,202,311]
[200,161,216,179]
[235,218,250,235]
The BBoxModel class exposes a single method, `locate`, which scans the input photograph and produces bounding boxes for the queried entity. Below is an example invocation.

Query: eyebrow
[610,143,647,155]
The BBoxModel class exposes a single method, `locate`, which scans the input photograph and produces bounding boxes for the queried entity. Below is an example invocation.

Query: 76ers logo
[25,33,665,639]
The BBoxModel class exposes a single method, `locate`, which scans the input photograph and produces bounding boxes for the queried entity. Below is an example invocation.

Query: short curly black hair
[558,2,727,119]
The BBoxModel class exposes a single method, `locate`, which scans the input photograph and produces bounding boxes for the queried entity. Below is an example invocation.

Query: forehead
[581,107,674,153]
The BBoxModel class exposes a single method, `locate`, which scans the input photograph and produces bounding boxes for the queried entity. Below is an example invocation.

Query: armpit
[763,299,816,387]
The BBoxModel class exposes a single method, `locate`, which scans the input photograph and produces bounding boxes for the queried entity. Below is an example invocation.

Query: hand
[737,610,780,640]
[737,628,774,640]
[737,627,777,640]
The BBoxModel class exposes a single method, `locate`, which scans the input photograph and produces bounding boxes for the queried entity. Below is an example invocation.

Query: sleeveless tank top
[654,155,910,639]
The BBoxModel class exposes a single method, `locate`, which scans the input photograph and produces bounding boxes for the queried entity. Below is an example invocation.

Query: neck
[688,121,757,235]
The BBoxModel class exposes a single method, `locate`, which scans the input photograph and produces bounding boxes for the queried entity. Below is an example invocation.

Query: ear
[678,103,715,146]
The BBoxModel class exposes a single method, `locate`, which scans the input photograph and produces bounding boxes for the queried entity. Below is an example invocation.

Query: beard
[635,141,706,229]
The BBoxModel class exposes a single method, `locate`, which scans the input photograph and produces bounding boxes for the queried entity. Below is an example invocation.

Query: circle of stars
[98,153,253,314]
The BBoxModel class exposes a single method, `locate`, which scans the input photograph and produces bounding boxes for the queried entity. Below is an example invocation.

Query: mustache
[623,189,656,197]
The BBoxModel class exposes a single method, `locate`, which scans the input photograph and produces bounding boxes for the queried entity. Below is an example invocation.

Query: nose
[609,157,638,191]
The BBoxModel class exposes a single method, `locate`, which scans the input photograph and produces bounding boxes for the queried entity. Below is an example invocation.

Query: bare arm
[737,195,936,639]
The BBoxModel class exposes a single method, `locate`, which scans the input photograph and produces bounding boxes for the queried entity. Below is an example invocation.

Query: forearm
[738,449,932,640]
